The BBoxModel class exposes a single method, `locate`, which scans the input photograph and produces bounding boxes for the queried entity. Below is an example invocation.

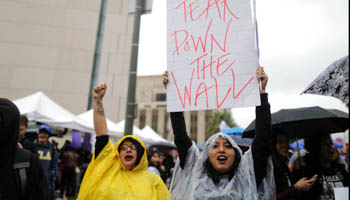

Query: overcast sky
[137,0,349,129]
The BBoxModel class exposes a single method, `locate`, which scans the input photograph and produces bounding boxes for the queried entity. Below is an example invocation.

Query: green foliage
[206,110,237,138]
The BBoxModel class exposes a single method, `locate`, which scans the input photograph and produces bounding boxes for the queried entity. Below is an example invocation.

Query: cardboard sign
[167,0,260,112]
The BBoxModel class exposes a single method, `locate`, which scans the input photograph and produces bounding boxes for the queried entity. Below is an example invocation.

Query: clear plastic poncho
[169,133,275,200]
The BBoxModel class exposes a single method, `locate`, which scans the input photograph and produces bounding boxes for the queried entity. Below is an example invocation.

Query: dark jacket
[170,93,271,187]
[19,137,38,155]
[0,98,49,200]
[272,149,299,200]
[294,154,349,200]
[61,150,78,172]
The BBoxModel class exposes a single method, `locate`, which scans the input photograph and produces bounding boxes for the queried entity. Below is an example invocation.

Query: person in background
[158,152,168,182]
[162,151,175,187]
[60,145,79,199]
[35,124,59,200]
[294,135,349,199]
[18,115,37,154]
[271,130,316,200]
[147,150,161,176]
[0,98,49,200]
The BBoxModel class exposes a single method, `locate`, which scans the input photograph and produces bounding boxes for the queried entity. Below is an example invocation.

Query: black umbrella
[149,141,177,150]
[242,106,349,138]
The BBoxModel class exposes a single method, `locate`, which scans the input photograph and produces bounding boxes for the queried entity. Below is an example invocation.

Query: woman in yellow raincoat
[77,83,168,200]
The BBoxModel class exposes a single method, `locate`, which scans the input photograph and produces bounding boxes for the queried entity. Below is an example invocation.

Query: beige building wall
[135,75,215,146]
[0,0,133,122]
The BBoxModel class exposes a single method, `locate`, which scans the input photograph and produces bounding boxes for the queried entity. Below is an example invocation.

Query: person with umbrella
[271,129,317,200]
[163,67,275,199]
[242,99,349,200]
[293,135,349,200]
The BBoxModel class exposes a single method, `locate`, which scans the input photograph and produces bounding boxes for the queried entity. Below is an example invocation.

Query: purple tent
[70,129,82,148]
[82,132,92,151]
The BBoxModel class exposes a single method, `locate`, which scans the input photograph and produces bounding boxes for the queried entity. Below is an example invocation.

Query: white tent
[115,120,162,144]
[77,109,124,138]
[13,91,94,133]
[141,125,169,143]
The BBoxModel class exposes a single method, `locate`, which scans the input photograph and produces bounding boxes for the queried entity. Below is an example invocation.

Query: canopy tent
[113,121,174,145]
[13,91,95,133]
[141,125,171,143]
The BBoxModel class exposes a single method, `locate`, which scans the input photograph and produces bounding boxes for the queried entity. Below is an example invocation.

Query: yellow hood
[77,135,168,200]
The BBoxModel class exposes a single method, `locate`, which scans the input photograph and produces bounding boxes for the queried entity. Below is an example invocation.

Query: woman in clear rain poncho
[163,67,275,200]
[77,83,168,200]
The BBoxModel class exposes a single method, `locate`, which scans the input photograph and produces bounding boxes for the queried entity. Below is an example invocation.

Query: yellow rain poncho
[77,135,168,200]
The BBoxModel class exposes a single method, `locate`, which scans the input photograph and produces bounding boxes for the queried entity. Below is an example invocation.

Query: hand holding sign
[256,67,268,93]
[163,70,169,90]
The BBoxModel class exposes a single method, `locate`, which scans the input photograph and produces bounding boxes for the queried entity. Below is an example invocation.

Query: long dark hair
[303,136,325,196]
[271,131,291,193]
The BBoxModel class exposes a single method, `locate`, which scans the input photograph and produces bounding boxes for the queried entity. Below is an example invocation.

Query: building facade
[0,0,133,122]
[135,75,216,146]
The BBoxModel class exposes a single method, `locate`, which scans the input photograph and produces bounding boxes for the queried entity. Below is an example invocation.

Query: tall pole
[124,0,144,135]
[87,0,108,110]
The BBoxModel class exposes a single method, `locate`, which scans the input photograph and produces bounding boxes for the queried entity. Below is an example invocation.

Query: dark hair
[303,135,334,196]
[20,115,28,127]
[118,138,144,167]
[272,128,289,147]
[205,147,241,185]
[147,150,159,167]
[271,129,292,193]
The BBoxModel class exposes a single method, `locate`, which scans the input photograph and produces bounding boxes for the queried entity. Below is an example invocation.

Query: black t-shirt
[319,167,345,200]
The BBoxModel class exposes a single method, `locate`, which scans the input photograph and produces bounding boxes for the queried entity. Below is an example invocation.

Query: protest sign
[334,187,348,200]
[167,0,260,112]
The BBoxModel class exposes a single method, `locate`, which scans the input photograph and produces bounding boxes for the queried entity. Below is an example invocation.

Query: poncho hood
[115,135,148,171]
[78,135,168,200]
[169,132,259,200]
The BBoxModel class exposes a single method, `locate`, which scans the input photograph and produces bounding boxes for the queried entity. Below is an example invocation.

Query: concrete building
[135,75,215,146]
[0,0,133,122]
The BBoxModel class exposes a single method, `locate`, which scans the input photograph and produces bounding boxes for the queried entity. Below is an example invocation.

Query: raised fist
[93,83,107,101]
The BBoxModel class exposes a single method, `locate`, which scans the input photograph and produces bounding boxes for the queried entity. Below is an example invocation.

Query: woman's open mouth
[125,155,134,161]
[217,155,228,163]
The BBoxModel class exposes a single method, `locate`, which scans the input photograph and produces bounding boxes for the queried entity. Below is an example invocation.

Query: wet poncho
[78,135,168,200]
[169,133,275,200]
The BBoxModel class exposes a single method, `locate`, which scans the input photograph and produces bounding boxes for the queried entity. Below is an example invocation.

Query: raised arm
[251,67,272,187]
[163,71,192,169]
[93,83,108,136]
[92,83,110,159]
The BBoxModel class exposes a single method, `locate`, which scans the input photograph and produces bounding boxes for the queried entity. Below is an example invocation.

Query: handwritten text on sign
[167,0,260,112]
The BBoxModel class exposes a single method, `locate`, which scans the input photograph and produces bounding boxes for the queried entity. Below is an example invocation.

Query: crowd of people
[0,66,348,200]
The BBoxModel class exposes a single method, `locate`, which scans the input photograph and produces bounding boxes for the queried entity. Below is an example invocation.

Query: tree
[206,109,237,139]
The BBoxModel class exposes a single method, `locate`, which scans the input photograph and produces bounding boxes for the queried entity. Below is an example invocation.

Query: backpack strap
[13,148,31,194]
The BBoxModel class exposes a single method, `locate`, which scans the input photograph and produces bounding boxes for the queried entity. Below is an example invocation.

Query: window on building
[191,111,198,122]
[155,93,166,101]
[191,126,197,141]
[151,110,158,131]
[164,114,169,135]
[139,109,146,129]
